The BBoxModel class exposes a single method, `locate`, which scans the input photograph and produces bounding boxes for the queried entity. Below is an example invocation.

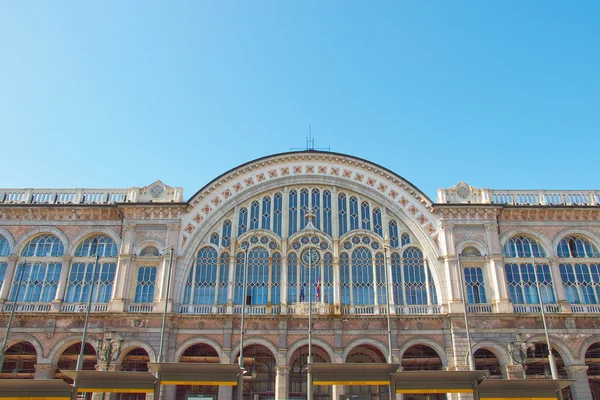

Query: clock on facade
[149,184,164,199]
[300,247,320,267]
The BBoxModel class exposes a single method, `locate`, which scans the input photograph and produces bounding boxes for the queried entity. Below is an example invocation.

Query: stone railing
[61,303,109,312]
[0,189,128,205]
[491,190,599,206]
[466,303,494,313]
[571,304,600,313]
[438,184,599,206]
[513,304,562,313]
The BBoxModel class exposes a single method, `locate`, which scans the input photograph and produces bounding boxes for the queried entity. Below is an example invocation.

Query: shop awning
[308,363,401,386]
[147,362,241,386]
[0,379,73,399]
[61,370,156,393]
[392,370,489,393]
[477,379,576,400]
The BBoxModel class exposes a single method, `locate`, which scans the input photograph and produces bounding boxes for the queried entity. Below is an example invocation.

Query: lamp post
[383,240,394,400]
[96,331,124,400]
[73,253,100,400]
[533,261,558,380]
[300,211,319,400]
[155,246,174,400]
[0,262,26,371]
[457,255,475,371]
[237,242,250,400]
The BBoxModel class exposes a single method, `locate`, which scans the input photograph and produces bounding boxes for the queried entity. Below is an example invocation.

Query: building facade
[0,150,599,400]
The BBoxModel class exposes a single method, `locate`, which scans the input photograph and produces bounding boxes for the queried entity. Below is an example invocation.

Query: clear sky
[1,1,598,201]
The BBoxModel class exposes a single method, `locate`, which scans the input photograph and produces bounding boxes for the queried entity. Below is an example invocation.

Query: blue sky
[1,1,598,201]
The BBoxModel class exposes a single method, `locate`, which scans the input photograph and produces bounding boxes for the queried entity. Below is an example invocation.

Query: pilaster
[564,365,593,400]
[503,364,524,379]
[34,363,57,379]
[275,365,289,400]
[0,255,18,302]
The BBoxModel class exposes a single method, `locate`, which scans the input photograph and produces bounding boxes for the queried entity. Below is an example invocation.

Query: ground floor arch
[0,341,36,379]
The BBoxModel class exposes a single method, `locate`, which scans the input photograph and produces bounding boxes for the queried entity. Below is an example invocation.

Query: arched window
[389,247,437,307]
[184,247,218,305]
[65,235,118,304]
[238,207,248,236]
[210,233,219,246]
[139,246,160,256]
[389,221,399,248]
[217,252,229,305]
[340,253,350,305]
[323,252,333,304]
[287,253,298,303]
[261,197,271,230]
[221,220,232,248]
[360,202,371,230]
[401,233,411,247]
[312,189,321,230]
[349,197,359,231]
[373,208,382,236]
[503,235,556,306]
[338,193,348,236]
[558,236,600,258]
[558,236,600,305]
[134,266,156,303]
[250,201,260,231]
[505,263,556,305]
[271,253,281,305]
[464,267,487,304]
[289,190,298,235]
[375,252,386,305]
[323,190,332,236]
[247,247,269,305]
[352,247,374,305]
[503,236,546,258]
[273,193,283,236]
[299,189,309,231]
[0,235,9,294]
[14,235,64,303]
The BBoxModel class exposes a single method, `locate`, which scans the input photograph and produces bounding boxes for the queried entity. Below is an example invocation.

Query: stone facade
[0,151,599,400]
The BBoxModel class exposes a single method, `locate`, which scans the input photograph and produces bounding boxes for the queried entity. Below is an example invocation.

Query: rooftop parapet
[0,180,184,205]
[438,182,600,206]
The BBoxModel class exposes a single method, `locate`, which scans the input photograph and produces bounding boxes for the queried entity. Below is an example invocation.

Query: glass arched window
[338,193,348,236]
[287,253,298,303]
[289,190,298,235]
[271,253,281,305]
[312,189,321,230]
[273,193,283,236]
[323,190,332,236]
[360,202,371,230]
[0,235,9,293]
[558,236,600,305]
[390,247,438,306]
[389,221,399,248]
[134,267,156,303]
[503,236,546,258]
[217,252,229,305]
[340,253,350,305]
[238,207,248,236]
[65,235,118,304]
[352,247,374,305]
[139,246,160,256]
[261,197,271,230]
[558,236,600,258]
[503,235,555,306]
[250,201,260,231]
[210,233,219,246]
[373,208,382,236]
[221,220,232,248]
[184,247,218,305]
[13,235,64,303]
[247,247,269,305]
[464,267,487,304]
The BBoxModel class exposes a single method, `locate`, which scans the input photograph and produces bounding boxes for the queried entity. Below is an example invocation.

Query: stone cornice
[0,206,122,222]
[499,207,600,222]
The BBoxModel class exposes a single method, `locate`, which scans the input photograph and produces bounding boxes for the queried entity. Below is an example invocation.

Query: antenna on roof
[290,124,331,152]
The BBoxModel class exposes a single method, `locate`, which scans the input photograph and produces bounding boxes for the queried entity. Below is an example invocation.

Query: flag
[316,280,321,302]
[300,284,305,302]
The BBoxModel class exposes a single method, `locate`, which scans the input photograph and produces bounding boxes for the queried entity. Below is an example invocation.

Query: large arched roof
[180,150,441,262]
[187,150,434,206]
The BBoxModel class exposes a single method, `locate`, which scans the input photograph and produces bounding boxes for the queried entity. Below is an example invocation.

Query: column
[282,187,289,239]
[275,366,290,400]
[110,223,136,311]
[331,187,339,239]
[0,255,18,302]
[372,255,379,311]
[226,247,236,314]
[548,257,568,310]
[52,255,72,310]
[34,363,57,379]
[281,241,288,314]
[564,365,593,400]
[488,255,512,313]
[503,364,524,379]
[155,223,181,313]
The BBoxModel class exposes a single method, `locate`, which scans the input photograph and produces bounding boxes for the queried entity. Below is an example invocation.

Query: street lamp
[300,210,319,400]
[383,239,394,400]
[96,331,124,400]
[155,246,174,400]
[0,262,26,371]
[532,261,559,380]
[237,241,250,400]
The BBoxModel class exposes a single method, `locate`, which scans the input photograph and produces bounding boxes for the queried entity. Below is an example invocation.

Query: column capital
[123,223,136,232]
[275,365,290,374]
[62,255,73,263]
[563,365,589,376]
[8,254,19,262]
[167,223,181,231]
